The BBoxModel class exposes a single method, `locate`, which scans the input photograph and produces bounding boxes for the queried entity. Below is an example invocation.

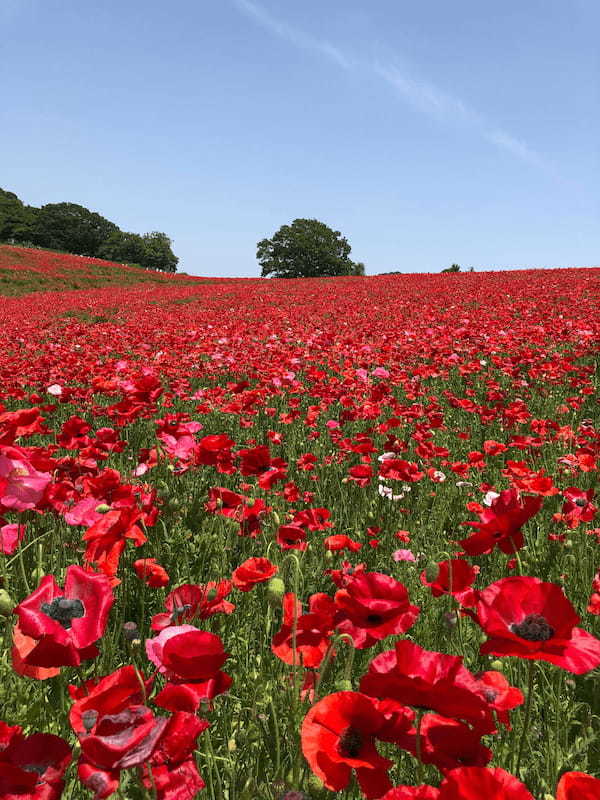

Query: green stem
[516,661,536,776]
[414,708,424,784]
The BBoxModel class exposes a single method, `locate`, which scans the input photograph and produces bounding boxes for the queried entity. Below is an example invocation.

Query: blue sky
[1,0,598,276]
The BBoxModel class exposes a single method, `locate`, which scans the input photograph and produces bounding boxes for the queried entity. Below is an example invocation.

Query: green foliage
[442,263,461,273]
[258,218,357,278]
[0,188,178,272]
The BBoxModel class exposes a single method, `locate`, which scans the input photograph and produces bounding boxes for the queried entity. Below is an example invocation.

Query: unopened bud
[0,589,15,617]
[334,678,352,692]
[206,588,217,601]
[95,503,111,513]
[490,659,503,671]
[424,561,440,582]
[267,577,285,607]
[272,511,281,526]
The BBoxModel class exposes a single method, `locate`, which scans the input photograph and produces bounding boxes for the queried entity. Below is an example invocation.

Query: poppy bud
[95,503,111,513]
[424,561,440,582]
[0,589,14,617]
[307,775,328,797]
[123,621,139,642]
[272,511,280,525]
[267,577,285,607]
[206,588,218,601]
[490,659,503,671]
[227,737,237,752]
[334,678,352,691]
[30,566,45,585]
[324,550,333,561]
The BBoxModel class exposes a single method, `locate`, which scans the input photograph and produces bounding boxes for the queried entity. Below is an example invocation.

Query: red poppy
[471,576,600,673]
[397,713,492,771]
[141,711,209,800]
[334,571,419,649]
[360,640,495,732]
[472,671,523,730]
[0,722,72,800]
[69,665,152,735]
[134,558,170,588]
[420,559,477,606]
[301,692,395,799]
[231,557,278,591]
[146,625,231,712]
[556,771,600,800]
[553,487,597,529]
[14,565,114,669]
[272,592,336,668]
[277,524,308,551]
[324,534,363,553]
[381,787,440,800]
[437,767,534,800]
[460,489,542,555]
[150,581,235,631]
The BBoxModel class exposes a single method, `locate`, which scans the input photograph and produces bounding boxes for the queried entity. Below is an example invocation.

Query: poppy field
[1,246,600,800]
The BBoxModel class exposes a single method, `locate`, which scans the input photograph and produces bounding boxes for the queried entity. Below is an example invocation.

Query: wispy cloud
[234,0,352,71]
[233,0,550,171]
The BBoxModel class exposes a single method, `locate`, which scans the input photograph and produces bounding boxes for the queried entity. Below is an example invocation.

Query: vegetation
[258,218,361,278]
[0,188,178,272]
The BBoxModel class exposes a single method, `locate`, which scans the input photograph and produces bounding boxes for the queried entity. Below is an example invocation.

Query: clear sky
[1,0,598,276]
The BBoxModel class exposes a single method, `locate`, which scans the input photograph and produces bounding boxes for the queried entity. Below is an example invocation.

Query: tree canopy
[0,188,178,272]
[258,218,360,278]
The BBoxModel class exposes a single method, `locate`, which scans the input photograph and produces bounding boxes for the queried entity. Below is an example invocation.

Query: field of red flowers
[1,248,600,800]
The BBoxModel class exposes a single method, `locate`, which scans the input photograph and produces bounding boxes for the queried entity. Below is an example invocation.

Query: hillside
[0,244,200,296]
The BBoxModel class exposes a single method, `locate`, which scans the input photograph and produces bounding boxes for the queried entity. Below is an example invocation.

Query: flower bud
[95,503,111,513]
[424,561,440,582]
[334,678,352,692]
[0,589,15,617]
[272,511,280,526]
[30,567,45,586]
[267,577,285,607]
[307,774,328,798]
[490,659,503,671]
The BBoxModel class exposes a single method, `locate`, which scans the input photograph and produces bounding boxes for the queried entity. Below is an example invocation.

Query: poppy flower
[300,692,395,799]
[272,593,336,668]
[472,671,523,730]
[471,576,600,674]
[323,534,363,553]
[437,766,534,800]
[381,787,440,800]
[556,771,600,800]
[150,581,235,631]
[360,640,495,732]
[146,625,231,712]
[420,559,477,606]
[460,489,542,555]
[0,445,52,512]
[334,571,419,649]
[0,722,72,800]
[396,714,492,771]
[553,487,597,529]
[140,711,209,800]
[134,558,170,588]
[0,522,26,555]
[14,565,114,669]
[231,557,278,591]
[277,524,308,551]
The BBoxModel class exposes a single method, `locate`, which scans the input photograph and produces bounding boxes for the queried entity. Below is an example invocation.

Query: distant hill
[0,244,199,296]
[0,188,178,272]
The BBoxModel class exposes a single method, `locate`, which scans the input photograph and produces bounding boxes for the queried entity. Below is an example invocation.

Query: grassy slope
[0,244,204,296]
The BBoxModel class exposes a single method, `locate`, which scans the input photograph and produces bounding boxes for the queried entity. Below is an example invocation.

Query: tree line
[0,188,178,272]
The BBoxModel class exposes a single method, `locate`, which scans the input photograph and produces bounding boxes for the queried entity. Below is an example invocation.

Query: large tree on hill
[257,218,358,278]
[30,202,119,257]
[0,188,36,242]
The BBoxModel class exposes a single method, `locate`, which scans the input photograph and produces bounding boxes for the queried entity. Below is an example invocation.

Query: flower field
[1,247,600,799]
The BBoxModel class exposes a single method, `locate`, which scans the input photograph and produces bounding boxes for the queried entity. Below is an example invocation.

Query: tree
[257,218,357,278]
[141,231,178,273]
[30,202,118,256]
[442,263,461,273]
[0,188,36,242]
[97,230,148,266]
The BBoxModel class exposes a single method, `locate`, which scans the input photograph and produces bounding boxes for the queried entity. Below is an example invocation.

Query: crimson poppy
[272,592,336,668]
[134,558,170,588]
[437,766,534,800]
[460,489,542,555]
[420,559,477,606]
[14,565,114,669]
[396,713,492,771]
[0,722,71,800]
[471,576,600,673]
[301,692,395,799]
[556,771,600,800]
[334,571,419,649]
[150,581,235,631]
[381,787,440,799]
[231,557,278,591]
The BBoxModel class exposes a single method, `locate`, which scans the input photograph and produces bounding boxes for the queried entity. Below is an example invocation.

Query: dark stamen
[338,726,363,758]
[40,597,85,629]
[366,614,383,624]
[510,613,555,642]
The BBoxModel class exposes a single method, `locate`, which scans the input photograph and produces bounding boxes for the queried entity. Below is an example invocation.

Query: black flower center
[483,688,498,703]
[366,613,383,625]
[338,726,363,758]
[41,597,85,629]
[510,613,555,642]
[574,498,587,508]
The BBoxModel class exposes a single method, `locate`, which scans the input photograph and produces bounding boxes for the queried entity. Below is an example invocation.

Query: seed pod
[0,589,15,617]
[267,577,285,607]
